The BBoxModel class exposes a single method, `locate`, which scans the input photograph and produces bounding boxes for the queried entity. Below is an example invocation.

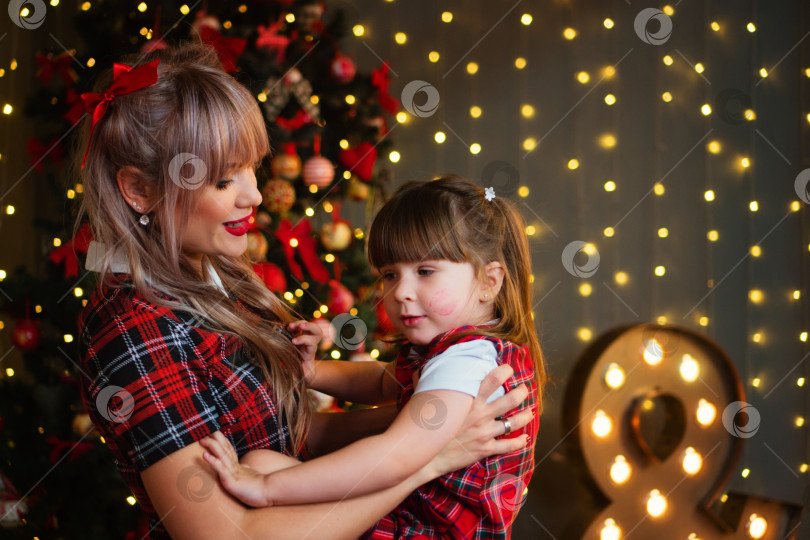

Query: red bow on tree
[275,218,330,283]
[46,436,94,464]
[371,62,399,115]
[63,88,85,125]
[80,59,161,168]
[26,137,65,172]
[256,21,289,64]
[200,26,247,73]
[49,224,93,278]
[276,109,313,132]
[339,142,377,181]
[35,51,78,86]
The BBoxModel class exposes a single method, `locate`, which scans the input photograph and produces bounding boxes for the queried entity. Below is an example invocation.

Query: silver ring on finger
[502,417,512,436]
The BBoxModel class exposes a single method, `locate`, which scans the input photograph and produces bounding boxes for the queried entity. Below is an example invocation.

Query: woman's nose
[240,169,262,207]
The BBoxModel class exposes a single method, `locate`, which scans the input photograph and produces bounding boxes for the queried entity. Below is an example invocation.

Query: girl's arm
[307,359,400,405]
[202,389,473,506]
[142,364,532,540]
[289,320,399,405]
[307,405,399,456]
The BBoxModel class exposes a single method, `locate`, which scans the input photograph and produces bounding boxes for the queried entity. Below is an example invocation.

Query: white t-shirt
[413,339,505,403]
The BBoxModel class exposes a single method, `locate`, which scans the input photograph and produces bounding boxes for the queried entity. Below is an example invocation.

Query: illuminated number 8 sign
[563,324,801,540]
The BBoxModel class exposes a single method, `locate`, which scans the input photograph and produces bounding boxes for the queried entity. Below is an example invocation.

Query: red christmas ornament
[12,319,41,352]
[330,54,356,84]
[302,156,334,188]
[253,262,287,293]
[327,279,354,314]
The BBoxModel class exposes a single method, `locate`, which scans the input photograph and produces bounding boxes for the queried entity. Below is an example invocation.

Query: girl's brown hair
[368,175,546,405]
[76,43,309,452]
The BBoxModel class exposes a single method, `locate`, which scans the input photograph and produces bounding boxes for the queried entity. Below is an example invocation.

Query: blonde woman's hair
[76,42,309,452]
[367,175,546,407]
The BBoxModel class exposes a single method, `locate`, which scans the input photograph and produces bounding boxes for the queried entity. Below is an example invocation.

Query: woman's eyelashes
[216,179,233,190]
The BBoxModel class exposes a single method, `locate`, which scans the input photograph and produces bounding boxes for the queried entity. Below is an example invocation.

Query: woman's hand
[287,320,322,383]
[425,364,533,479]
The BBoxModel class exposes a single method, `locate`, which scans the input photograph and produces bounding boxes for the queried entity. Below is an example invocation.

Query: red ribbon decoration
[371,62,399,115]
[63,88,85,125]
[26,137,65,172]
[80,58,161,169]
[275,218,330,283]
[338,142,377,181]
[46,436,94,464]
[35,52,78,86]
[276,109,313,132]
[49,224,93,278]
[200,26,247,73]
[256,20,289,64]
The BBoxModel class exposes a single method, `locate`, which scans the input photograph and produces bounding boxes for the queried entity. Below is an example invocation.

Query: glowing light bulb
[654,183,665,195]
[747,22,756,32]
[701,104,712,116]
[591,410,612,438]
[662,92,673,102]
[434,131,446,144]
[579,283,592,297]
[563,27,577,40]
[682,447,703,475]
[662,5,674,15]
[600,519,621,540]
[746,514,767,538]
[759,68,768,78]
[741,157,751,168]
[750,246,761,257]
[523,138,537,151]
[466,62,478,74]
[680,354,699,382]
[428,51,440,63]
[707,230,719,242]
[609,455,631,484]
[707,140,721,154]
[521,104,535,118]
[663,55,674,66]
[604,180,616,192]
[441,11,453,23]
[470,106,482,118]
[578,327,593,342]
[695,62,705,73]
[749,200,758,211]
[394,32,407,44]
[643,339,663,365]
[521,14,532,25]
[604,94,616,105]
[389,151,400,163]
[699,316,709,326]
[599,134,617,148]
[604,363,625,389]
[568,159,579,170]
[577,71,590,84]
[603,18,614,29]
[657,228,668,238]
[614,272,628,285]
[352,25,365,37]
[697,399,717,426]
[64,334,74,343]
[515,57,527,69]
[704,190,715,201]
[654,265,666,277]
[711,21,720,31]
[470,143,481,154]
[645,489,667,518]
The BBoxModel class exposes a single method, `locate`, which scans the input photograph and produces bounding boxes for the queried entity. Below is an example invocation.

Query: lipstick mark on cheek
[429,288,457,317]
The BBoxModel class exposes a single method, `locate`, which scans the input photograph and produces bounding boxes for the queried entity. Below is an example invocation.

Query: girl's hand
[200,431,271,508]
[287,320,322,383]
[426,364,533,478]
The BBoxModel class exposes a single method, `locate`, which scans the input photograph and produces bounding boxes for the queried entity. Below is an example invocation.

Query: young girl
[202,176,544,538]
[77,43,530,540]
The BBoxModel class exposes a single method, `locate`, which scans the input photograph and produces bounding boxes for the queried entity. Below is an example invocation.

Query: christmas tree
[1,1,398,536]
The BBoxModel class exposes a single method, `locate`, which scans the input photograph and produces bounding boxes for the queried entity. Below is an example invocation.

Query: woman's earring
[483,293,489,301]
[132,201,150,226]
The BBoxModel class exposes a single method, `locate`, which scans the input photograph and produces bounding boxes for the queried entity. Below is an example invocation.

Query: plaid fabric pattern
[78,279,293,539]
[365,326,540,539]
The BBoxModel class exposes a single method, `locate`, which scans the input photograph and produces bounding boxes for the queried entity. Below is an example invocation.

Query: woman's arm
[307,405,398,456]
[203,389,473,506]
[142,364,532,540]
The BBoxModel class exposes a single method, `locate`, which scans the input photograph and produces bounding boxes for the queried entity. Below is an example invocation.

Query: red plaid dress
[77,278,295,539]
[365,326,540,539]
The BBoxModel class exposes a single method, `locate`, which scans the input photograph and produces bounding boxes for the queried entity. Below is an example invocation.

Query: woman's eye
[216,179,233,190]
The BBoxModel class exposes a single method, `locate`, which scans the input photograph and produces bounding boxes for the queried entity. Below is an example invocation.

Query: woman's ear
[481,261,505,300]
[116,166,152,212]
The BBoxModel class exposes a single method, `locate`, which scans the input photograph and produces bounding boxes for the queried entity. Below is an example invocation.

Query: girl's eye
[216,179,233,190]
[417,268,434,276]
[382,272,396,281]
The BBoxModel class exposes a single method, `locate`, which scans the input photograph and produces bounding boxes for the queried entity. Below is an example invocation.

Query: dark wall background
[0,0,808,538]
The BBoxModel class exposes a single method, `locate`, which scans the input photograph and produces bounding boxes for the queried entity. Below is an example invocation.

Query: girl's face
[181,166,262,267]
[379,259,494,345]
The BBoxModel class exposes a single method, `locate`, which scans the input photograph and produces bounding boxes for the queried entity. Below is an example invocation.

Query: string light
[707,140,721,153]
[604,363,625,389]
[654,183,665,195]
[746,514,767,538]
[470,106,482,118]
[663,55,674,66]
[441,11,453,23]
[434,131,446,143]
[682,447,703,475]
[645,490,667,518]
[662,92,673,102]
[428,51,440,62]
[604,225,616,238]
[603,18,614,29]
[604,94,616,105]
[523,138,537,151]
[563,28,577,40]
[711,21,720,31]
[697,399,717,426]
[614,272,628,285]
[741,468,750,478]
[657,227,669,238]
[521,104,535,117]
[568,159,580,170]
[579,283,593,297]
[604,181,616,191]
[591,410,612,437]
[654,265,666,277]
[747,22,756,32]
[521,14,532,25]
[396,111,408,123]
[577,71,590,84]
[749,200,758,211]
[352,25,365,37]
[701,104,712,116]
[704,190,715,201]
[578,327,593,341]
[394,32,407,44]
[466,62,479,74]
[515,57,527,69]
[470,143,481,154]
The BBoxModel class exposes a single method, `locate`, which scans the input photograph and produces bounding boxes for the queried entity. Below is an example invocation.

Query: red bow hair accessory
[80,58,161,168]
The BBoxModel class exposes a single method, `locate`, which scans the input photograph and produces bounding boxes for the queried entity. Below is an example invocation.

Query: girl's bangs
[368,189,467,268]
